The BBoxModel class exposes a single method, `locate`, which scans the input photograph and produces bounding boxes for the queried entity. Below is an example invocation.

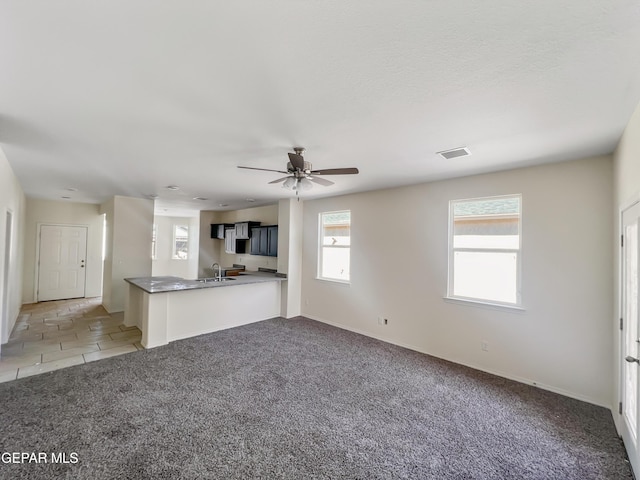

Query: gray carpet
[0,317,632,479]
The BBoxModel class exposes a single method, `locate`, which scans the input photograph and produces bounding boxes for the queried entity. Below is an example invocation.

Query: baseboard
[102,303,123,315]
[302,314,610,410]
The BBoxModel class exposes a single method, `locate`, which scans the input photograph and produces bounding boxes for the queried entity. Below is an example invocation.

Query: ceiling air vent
[437,147,471,160]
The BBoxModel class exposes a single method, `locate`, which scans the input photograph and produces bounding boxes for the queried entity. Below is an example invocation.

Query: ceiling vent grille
[437,147,471,160]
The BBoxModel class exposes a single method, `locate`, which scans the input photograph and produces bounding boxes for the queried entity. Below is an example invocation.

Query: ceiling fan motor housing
[287,161,312,176]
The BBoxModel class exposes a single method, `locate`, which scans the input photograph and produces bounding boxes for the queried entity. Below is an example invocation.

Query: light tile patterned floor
[0,297,142,383]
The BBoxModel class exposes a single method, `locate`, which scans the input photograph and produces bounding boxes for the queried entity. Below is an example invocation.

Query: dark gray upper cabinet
[211,223,234,239]
[250,225,278,257]
[267,226,278,257]
[235,221,261,240]
[250,227,262,255]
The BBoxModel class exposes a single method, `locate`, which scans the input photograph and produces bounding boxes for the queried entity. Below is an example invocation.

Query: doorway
[621,200,640,473]
[37,225,88,302]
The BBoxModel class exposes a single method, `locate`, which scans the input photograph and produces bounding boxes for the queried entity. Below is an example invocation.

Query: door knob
[625,356,640,364]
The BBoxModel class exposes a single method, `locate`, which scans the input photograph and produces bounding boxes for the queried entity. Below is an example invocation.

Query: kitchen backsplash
[233,254,278,271]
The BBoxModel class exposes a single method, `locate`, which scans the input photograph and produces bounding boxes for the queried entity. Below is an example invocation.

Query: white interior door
[38,225,88,301]
[621,201,640,474]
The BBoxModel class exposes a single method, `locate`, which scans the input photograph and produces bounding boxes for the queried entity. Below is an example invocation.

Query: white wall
[613,100,640,429]
[615,102,640,207]
[199,205,279,276]
[101,196,153,313]
[0,147,26,343]
[22,199,104,304]
[101,198,115,313]
[198,210,222,278]
[152,215,199,279]
[278,198,303,318]
[301,156,613,407]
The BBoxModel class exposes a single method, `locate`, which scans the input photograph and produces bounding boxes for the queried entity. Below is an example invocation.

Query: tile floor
[0,297,142,382]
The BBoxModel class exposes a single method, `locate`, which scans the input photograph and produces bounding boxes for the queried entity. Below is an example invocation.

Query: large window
[319,211,351,283]
[172,225,189,260]
[448,195,521,306]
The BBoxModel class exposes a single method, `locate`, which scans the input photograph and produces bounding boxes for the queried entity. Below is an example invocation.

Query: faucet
[211,263,222,281]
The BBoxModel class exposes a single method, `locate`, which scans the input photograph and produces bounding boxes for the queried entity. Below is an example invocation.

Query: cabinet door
[211,224,225,239]
[225,229,236,254]
[260,228,269,255]
[250,228,262,255]
[235,222,248,239]
[267,226,278,257]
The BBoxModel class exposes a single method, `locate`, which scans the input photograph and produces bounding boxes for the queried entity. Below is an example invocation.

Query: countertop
[125,271,285,294]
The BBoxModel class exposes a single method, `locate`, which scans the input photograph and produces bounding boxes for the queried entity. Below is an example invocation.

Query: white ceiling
[1,1,640,212]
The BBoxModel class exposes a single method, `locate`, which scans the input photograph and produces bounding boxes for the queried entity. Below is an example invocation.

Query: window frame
[447,194,522,308]
[317,210,351,284]
[172,224,189,260]
[151,223,157,260]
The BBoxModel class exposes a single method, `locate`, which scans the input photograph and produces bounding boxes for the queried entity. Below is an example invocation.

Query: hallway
[0,297,142,382]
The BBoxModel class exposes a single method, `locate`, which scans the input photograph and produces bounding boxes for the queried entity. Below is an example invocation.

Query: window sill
[443,296,525,313]
[316,277,351,286]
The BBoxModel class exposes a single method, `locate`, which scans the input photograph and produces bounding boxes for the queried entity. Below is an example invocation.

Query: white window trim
[447,194,523,308]
[317,210,351,284]
[443,296,526,312]
[316,276,352,286]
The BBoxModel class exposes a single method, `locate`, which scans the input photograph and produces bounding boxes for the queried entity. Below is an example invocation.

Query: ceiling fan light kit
[237,147,359,194]
[282,177,297,189]
[287,177,312,191]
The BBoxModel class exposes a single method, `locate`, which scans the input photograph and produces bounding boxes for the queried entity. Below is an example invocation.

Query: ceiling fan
[237,148,359,192]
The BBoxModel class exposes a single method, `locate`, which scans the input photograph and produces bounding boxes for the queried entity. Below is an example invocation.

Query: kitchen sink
[195,277,236,283]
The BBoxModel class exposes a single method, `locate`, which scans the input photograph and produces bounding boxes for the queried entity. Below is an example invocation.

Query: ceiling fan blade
[287,152,305,170]
[308,176,334,187]
[238,166,289,174]
[268,176,290,184]
[309,168,359,175]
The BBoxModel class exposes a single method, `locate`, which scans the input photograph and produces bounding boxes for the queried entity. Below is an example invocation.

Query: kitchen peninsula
[124,272,284,348]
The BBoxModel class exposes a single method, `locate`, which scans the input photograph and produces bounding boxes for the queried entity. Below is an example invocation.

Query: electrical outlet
[384,318,388,325]
[481,341,489,352]
[378,317,388,325]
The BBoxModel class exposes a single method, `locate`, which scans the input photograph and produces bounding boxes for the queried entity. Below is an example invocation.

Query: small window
[172,225,189,260]
[448,195,521,305]
[318,211,351,283]
[151,224,157,260]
